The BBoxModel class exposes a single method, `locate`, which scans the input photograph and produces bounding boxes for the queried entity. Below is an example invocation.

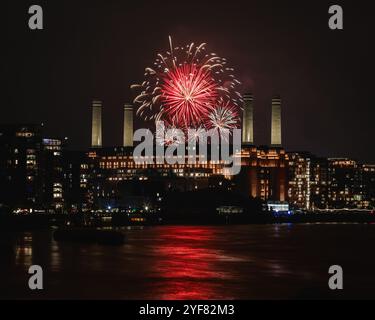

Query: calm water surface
[1,224,375,299]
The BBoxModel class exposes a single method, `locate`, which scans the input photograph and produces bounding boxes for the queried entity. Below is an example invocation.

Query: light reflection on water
[149,227,245,299]
[14,233,33,267]
[1,224,375,299]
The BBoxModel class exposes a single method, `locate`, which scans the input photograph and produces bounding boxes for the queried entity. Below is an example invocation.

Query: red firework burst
[161,63,218,127]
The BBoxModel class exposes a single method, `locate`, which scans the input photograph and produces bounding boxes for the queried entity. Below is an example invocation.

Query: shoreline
[1,211,375,231]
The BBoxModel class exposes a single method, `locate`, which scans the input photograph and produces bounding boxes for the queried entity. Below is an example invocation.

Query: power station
[88,94,287,203]
[5,93,372,213]
[90,94,283,148]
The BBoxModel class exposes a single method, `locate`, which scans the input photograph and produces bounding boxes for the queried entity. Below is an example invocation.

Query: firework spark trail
[156,123,185,146]
[132,36,243,131]
[187,125,207,144]
[161,63,218,127]
[206,101,240,137]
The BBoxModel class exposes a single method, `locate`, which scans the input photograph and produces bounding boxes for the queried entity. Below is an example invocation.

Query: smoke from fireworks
[132,36,242,133]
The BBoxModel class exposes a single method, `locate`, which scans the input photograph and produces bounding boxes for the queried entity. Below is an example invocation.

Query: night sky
[3,0,374,161]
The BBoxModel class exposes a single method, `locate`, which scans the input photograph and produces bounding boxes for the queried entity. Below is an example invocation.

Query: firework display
[206,100,240,134]
[132,36,242,134]
[161,63,218,128]
[156,121,185,146]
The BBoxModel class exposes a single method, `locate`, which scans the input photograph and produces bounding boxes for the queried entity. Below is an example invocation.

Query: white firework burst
[207,102,240,135]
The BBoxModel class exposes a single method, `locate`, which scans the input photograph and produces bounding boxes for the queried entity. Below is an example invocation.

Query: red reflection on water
[150,226,234,300]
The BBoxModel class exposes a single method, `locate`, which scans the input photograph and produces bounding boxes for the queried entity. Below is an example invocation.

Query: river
[1,224,375,299]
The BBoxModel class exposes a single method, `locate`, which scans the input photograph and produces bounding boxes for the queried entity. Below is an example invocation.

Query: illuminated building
[0,124,42,208]
[287,152,329,210]
[40,138,65,211]
[327,158,363,209]
[235,95,288,202]
[362,164,375,208]
[63,151,91,212]
[91,100,102,148]
[266,201,289,213]
[271,95,282,147]
[4,94,375,214]
[242,93,254,145]
[236,145,288,201]
[87,146,232,210]
[0,125,66,211]
[309,157,329,209]
[288,152,312,209]
[86,95,290,209]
